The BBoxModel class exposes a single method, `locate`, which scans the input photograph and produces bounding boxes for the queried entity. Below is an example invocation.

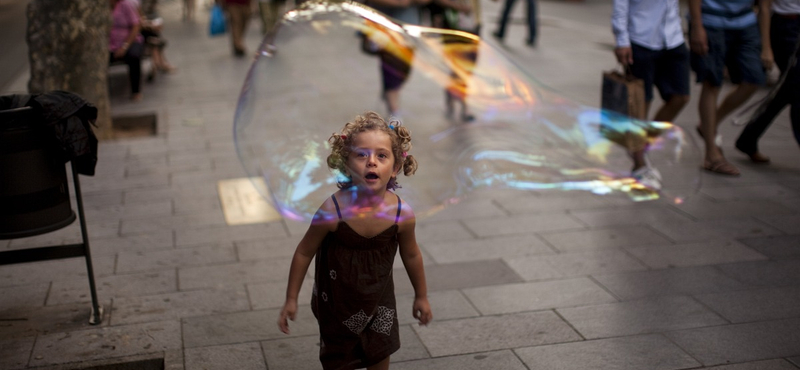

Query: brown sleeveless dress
[310,194,402,370]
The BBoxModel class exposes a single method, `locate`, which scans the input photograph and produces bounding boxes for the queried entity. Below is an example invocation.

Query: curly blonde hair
[327,111,418,190]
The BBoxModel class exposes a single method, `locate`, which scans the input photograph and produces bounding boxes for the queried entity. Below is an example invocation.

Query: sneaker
[632,166,662,190]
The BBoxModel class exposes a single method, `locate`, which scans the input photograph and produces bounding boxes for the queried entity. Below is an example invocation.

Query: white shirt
[773,0,800,15]
[612,0,685,50]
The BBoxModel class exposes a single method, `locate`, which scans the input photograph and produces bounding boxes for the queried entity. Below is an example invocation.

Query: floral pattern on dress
[369,306,395,335]
[330,270,337,280]
[343,309,373,334]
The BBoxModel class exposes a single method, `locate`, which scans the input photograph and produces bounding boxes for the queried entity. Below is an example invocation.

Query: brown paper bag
[601,70,646,120]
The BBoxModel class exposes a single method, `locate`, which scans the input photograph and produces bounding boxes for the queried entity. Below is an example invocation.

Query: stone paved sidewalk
[2,0,800,369]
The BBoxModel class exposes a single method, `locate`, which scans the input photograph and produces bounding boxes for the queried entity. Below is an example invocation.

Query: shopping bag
[601,69,646,120]
[209,4,227,37]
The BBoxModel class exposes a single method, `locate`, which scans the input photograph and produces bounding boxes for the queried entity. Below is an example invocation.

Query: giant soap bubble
[234,0,702,222]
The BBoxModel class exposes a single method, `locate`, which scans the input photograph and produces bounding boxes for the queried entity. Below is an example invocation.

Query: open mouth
[365,173,379,180]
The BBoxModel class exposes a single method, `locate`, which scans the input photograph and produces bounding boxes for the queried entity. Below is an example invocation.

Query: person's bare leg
[699,83,723,161]
[367,356,390,370]
[653,95,689,122]
[384,89,400,116]
[715,83,759,125]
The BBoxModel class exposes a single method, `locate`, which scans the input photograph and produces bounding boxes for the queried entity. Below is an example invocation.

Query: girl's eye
[357,152,368,157]
[378,153,388,159]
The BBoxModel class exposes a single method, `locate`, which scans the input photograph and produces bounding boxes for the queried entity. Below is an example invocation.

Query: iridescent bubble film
[234,0,702,222]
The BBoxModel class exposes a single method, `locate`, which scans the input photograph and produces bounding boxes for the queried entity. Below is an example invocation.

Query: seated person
[109,0,145,101]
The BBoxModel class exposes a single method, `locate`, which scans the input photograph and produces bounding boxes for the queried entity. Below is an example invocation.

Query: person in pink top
[109,0,145,101]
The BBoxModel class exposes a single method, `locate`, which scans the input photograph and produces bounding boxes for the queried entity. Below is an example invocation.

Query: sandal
[703,158,740,176]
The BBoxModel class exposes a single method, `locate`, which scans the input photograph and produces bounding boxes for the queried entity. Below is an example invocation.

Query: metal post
[71,162,103,325]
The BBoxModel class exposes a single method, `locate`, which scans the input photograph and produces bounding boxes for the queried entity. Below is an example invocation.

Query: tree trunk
[27,0,112,140]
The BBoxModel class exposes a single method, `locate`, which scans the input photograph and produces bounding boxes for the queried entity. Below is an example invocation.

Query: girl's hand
[412,297,432,326]
[278,299,298,334]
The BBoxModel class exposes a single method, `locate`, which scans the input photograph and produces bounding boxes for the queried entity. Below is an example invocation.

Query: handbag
[601,68,645,120]
[209,4,227,37]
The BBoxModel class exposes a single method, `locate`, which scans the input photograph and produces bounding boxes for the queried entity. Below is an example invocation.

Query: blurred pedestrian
[491,0,536,47]
[689,0,772,176]
[612,0,690,187]
[368,0,431,118]
[221,0,253,56]
[109,0,145,101]
[735,0,800,163]
[258,0,288,35]
[183,0,196,21]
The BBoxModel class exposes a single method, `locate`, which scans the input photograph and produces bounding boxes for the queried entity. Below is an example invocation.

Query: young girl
[278,111,433,370]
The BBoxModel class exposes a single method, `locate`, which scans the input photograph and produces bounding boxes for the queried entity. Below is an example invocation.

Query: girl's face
[346,130,399,193]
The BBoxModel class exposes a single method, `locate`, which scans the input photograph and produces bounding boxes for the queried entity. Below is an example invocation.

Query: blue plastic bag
[209,4,227,36]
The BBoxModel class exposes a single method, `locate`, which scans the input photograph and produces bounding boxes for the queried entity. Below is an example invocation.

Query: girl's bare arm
[278,201,336,334]
[397,204,432,325]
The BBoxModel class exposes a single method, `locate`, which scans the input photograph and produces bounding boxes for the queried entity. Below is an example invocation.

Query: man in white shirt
[612,0,690,187]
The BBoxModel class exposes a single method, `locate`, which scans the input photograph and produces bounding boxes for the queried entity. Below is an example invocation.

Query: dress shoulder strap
[331,194,342,220]
[395,194,402,224]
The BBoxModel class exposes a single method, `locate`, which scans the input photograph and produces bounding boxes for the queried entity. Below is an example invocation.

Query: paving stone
[124,185,215,204]
[179,258,291,290]
[396,290,480,325]
[90,230,175,256]
[262,335,322,370]
[173,194,222,215]
[624,239,767,269]
[494,193,613,214]
[424,234,554,264]
[236,237,300,261]
[116,243,236,273]
[184,342,266,370]
[665,318,800,366]
[570,207,692,228]
[515,334,700,370]
[462,213,584,238]
[415,219,474,244]
[463,278,617,315]
[81,173,170,193]
[412,311,581,357]
[81,191,124,207]
[175,222,287,246]
[647,219,735,243]
[700,184,800,201]
[393,260,523,295]
[592,266,750,300]
[120,212,227,235]
[0,256,116,287]
[702,359,800,369]
[394,324,431,362]
[0,336,35,370]
[84,200,173,223]
[716,260,800,287]
[789,357,800,368]
[28,320,180,367]
[557,295,727,339]
[540,226,672,252]
[48,270,176,305]
[694,286,800,323]
[0,300,111,339]
[505,250,647,281]
[111,288,250,325]
[248,278,314,310]
[756,213,800,234]
[737,234,800,259]
[669,197,796,220]
[182,306,318,348]
[392,350,527,370]
[0,283,48,310]
[425,198,507,222]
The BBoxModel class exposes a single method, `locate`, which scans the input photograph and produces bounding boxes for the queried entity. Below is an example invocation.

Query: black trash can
[0,105,76,239]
